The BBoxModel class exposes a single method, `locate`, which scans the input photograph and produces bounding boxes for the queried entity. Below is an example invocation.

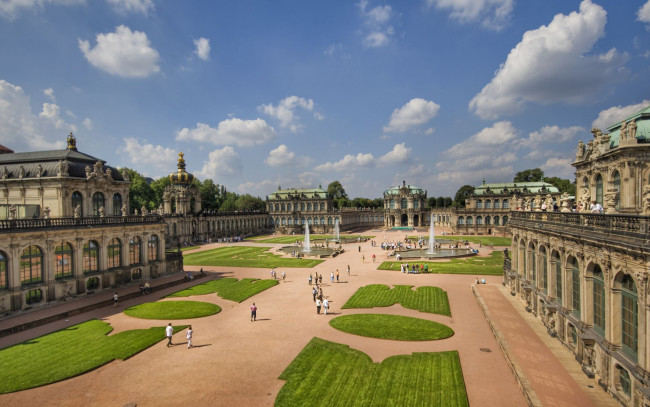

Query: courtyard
[0,230,614,406]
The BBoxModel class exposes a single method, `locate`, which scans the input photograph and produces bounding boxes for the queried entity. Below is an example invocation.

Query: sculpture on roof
[629,120,637,139]
[18,166,25,179]
[580,187,591,211]
[575,140,585,161]
[57,160,68,176]
[1,166,7,180]
[643,185,650,215]
[620,121,628,140]
[73,205,81,218]
[66,132,77,151]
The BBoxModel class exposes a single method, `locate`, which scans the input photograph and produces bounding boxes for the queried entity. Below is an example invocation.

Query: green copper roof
[473,181,559,196]
[605,103,650,147]
[384,184,425,195]
[267,188,328,200]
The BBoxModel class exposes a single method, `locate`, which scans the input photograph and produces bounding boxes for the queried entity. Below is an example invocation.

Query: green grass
[329,314,453,341]
[275,337,468,407]
[123,301,221,319]
[167,277,279,302]
[342,285,451,316]
[247,234,374,243]
[378,251,504,276]
[182,246,324,268]
[0,319,187,394]
[431,235,511,247]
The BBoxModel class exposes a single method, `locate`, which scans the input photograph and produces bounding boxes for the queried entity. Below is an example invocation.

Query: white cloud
[43,88,55,101]
[526,125,584,145]
[638,1,650,25]
[106,0,153,15]
[592,100,650,129]
[258,96,322,133]
[0,0,84,20]
[426,0,514,30]
[469,0,628,119]
[358,0,395,48]
[177,118,276,147]
[445,121,518,158]
[383,98,440,133]
[194,37,210,61]
[265,144,310,167]
[197,146,243,180]
[237,179,277,196]
[314,152,375,172]
[79,25,161,78]
[378,143,411,164]
[83,118,93,130]
[541,157,574,179]
[119,137,177,174]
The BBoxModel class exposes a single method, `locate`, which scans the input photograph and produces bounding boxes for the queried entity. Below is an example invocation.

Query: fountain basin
[279,246,342,258]
[393,248,476,260]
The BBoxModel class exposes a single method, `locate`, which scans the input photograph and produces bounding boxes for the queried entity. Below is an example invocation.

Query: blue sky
[1,0,649,198]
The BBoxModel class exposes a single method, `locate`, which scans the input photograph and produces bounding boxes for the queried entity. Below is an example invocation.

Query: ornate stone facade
[507,103,650,406]
[383,181,429,228]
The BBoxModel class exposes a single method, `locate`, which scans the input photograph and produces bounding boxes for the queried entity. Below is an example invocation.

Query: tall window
[503,200,509,209]
[148,235,159,261]
[541,248,547,293]
[494,200,500,209]
[619,368,631,398]
[595,174,603,206]
[593,266,605,335]
[320,203,325,210]
[476,200,483,209]
[307,203,312,211]
[571,258,580,318]
[613,171,621,211]
[466,216,473,225]
[485,216,491,225]
[83,241,99,274]
[476,216,483,225]
[113,193,122,216]
[554,253,562,304]
[21,246,43,285]
[92,192,105,216]
[401,198,408,209]
[485,200,491,209]
[530,247,536,286]
[494,216,500,226]
[0,250,8,289]
[458,217,464,225]
[621,275,638,357]
[71,191,83,217]
[281,203,286,211]
[129,237,142,264]
[502,216,508,225]
[55,243,73,279]
[414,200,419,209]
[107,238,121,269]
[389,199,395,209]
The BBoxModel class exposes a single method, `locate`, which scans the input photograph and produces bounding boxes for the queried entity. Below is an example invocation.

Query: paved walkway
[0,231,616,406]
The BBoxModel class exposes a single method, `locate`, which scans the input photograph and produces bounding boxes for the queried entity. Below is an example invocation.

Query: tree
[453,185,475,208]
[427,197,437,208]
[235,194,265,211]
[545,176,576,196]
[436,197,445,208]
[199,179,221,211]
[327,181,348,208]
[219,192,238,212]
[149,176,171,209]
[514,168,544,183]
[443,197,453,207]
[125,168,156,213]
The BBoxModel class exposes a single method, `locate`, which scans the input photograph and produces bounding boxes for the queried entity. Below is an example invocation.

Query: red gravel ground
[0,231,601,407]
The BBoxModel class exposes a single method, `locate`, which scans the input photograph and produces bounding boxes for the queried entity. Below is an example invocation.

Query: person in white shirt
[323,298,329,315]
[186,326,193,349]
[165,323,174,347]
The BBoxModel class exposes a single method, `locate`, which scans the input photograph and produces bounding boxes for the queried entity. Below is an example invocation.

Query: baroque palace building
[506,103,650,406]
[383,181,430,228]
[0,134,180,315]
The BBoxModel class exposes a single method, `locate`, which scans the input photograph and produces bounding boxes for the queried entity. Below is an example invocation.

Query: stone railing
[0,215,165,232]
[509,211,649,238]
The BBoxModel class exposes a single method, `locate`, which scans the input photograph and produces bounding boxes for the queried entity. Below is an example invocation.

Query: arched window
[83,241,99,274]
[172,223,177,235]
[476,216,483,225]
[621,275,638,357]
[414,200,419,209]
[485,200,491,209]
[593,265,605,335]
[129,237,142,264]
[328,217,333,225]
[301,217,306,225]
[401,198,408,209]
[476,200,483,209]
[503,200,509,209]
[274,217,280,226]
[320,217,325,225]
[71,191,83,217]
[458,216,465,225]
[314,217,319,225]
[0,250,7,289]
[288,218,293,225]
[389,199,395,209]
[274,204,279,211]
[570,258,580,318]
[529,244,536,286]
[108,238,121,269]
[540,247,547,293]
[619,368,631,398]
[466,216,473,225]
[320,203,325,210]
[55,243,73,279]
[595,174,603,206]
[147,234,159,262]
[494,200,500,209]
[281,203,286,211]
[308,217,313,225]
[613,171,621,211]
[493,216,499,226]
[92,192,105,217]
[300,203,305,211]
[113,193,122,216]
[281,217,286,225]
[21,246,43,285]
[502,216,508,226]
[307,203,312,211]
[485,216,491,225]
[553,252,562,305]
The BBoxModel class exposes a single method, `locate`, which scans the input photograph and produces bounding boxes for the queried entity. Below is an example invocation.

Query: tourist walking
[251,302,257,321]
[186,326,193,348]
[165,323,174,346]
[323,298,329,315]
[347,265,350,275]
[312,286,318,302]
[330,272,334,283]
[113,292,119,307]
[362,255,365,263]
[309,274,313,285]
[319,274,322,284]
[336,270,339,282]
[281,271,286,282]
[316,298,322,314]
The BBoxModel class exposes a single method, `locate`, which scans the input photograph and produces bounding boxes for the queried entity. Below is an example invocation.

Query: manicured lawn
[342,284,451,316]
[378,251,505,276]
[182,246,324,268]
[275,337,468,407]
[167,277,279,302]
[247,234,375,243]
[329,314,454,341]
[124,301,221,319]
[0,319,187,394]
[434,235,511,247]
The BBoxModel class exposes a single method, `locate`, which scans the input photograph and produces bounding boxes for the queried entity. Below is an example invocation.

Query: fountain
[303,222,311,252]
[333,218,340,242]
[427,213,436,254]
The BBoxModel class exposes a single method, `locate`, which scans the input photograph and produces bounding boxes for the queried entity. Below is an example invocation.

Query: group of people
[138,281,152,295]
[312,284,330,314]
[400,263,429,274]
[165,322,194,349]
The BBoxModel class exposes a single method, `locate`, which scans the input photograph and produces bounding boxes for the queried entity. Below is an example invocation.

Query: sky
[1,0,650,199]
